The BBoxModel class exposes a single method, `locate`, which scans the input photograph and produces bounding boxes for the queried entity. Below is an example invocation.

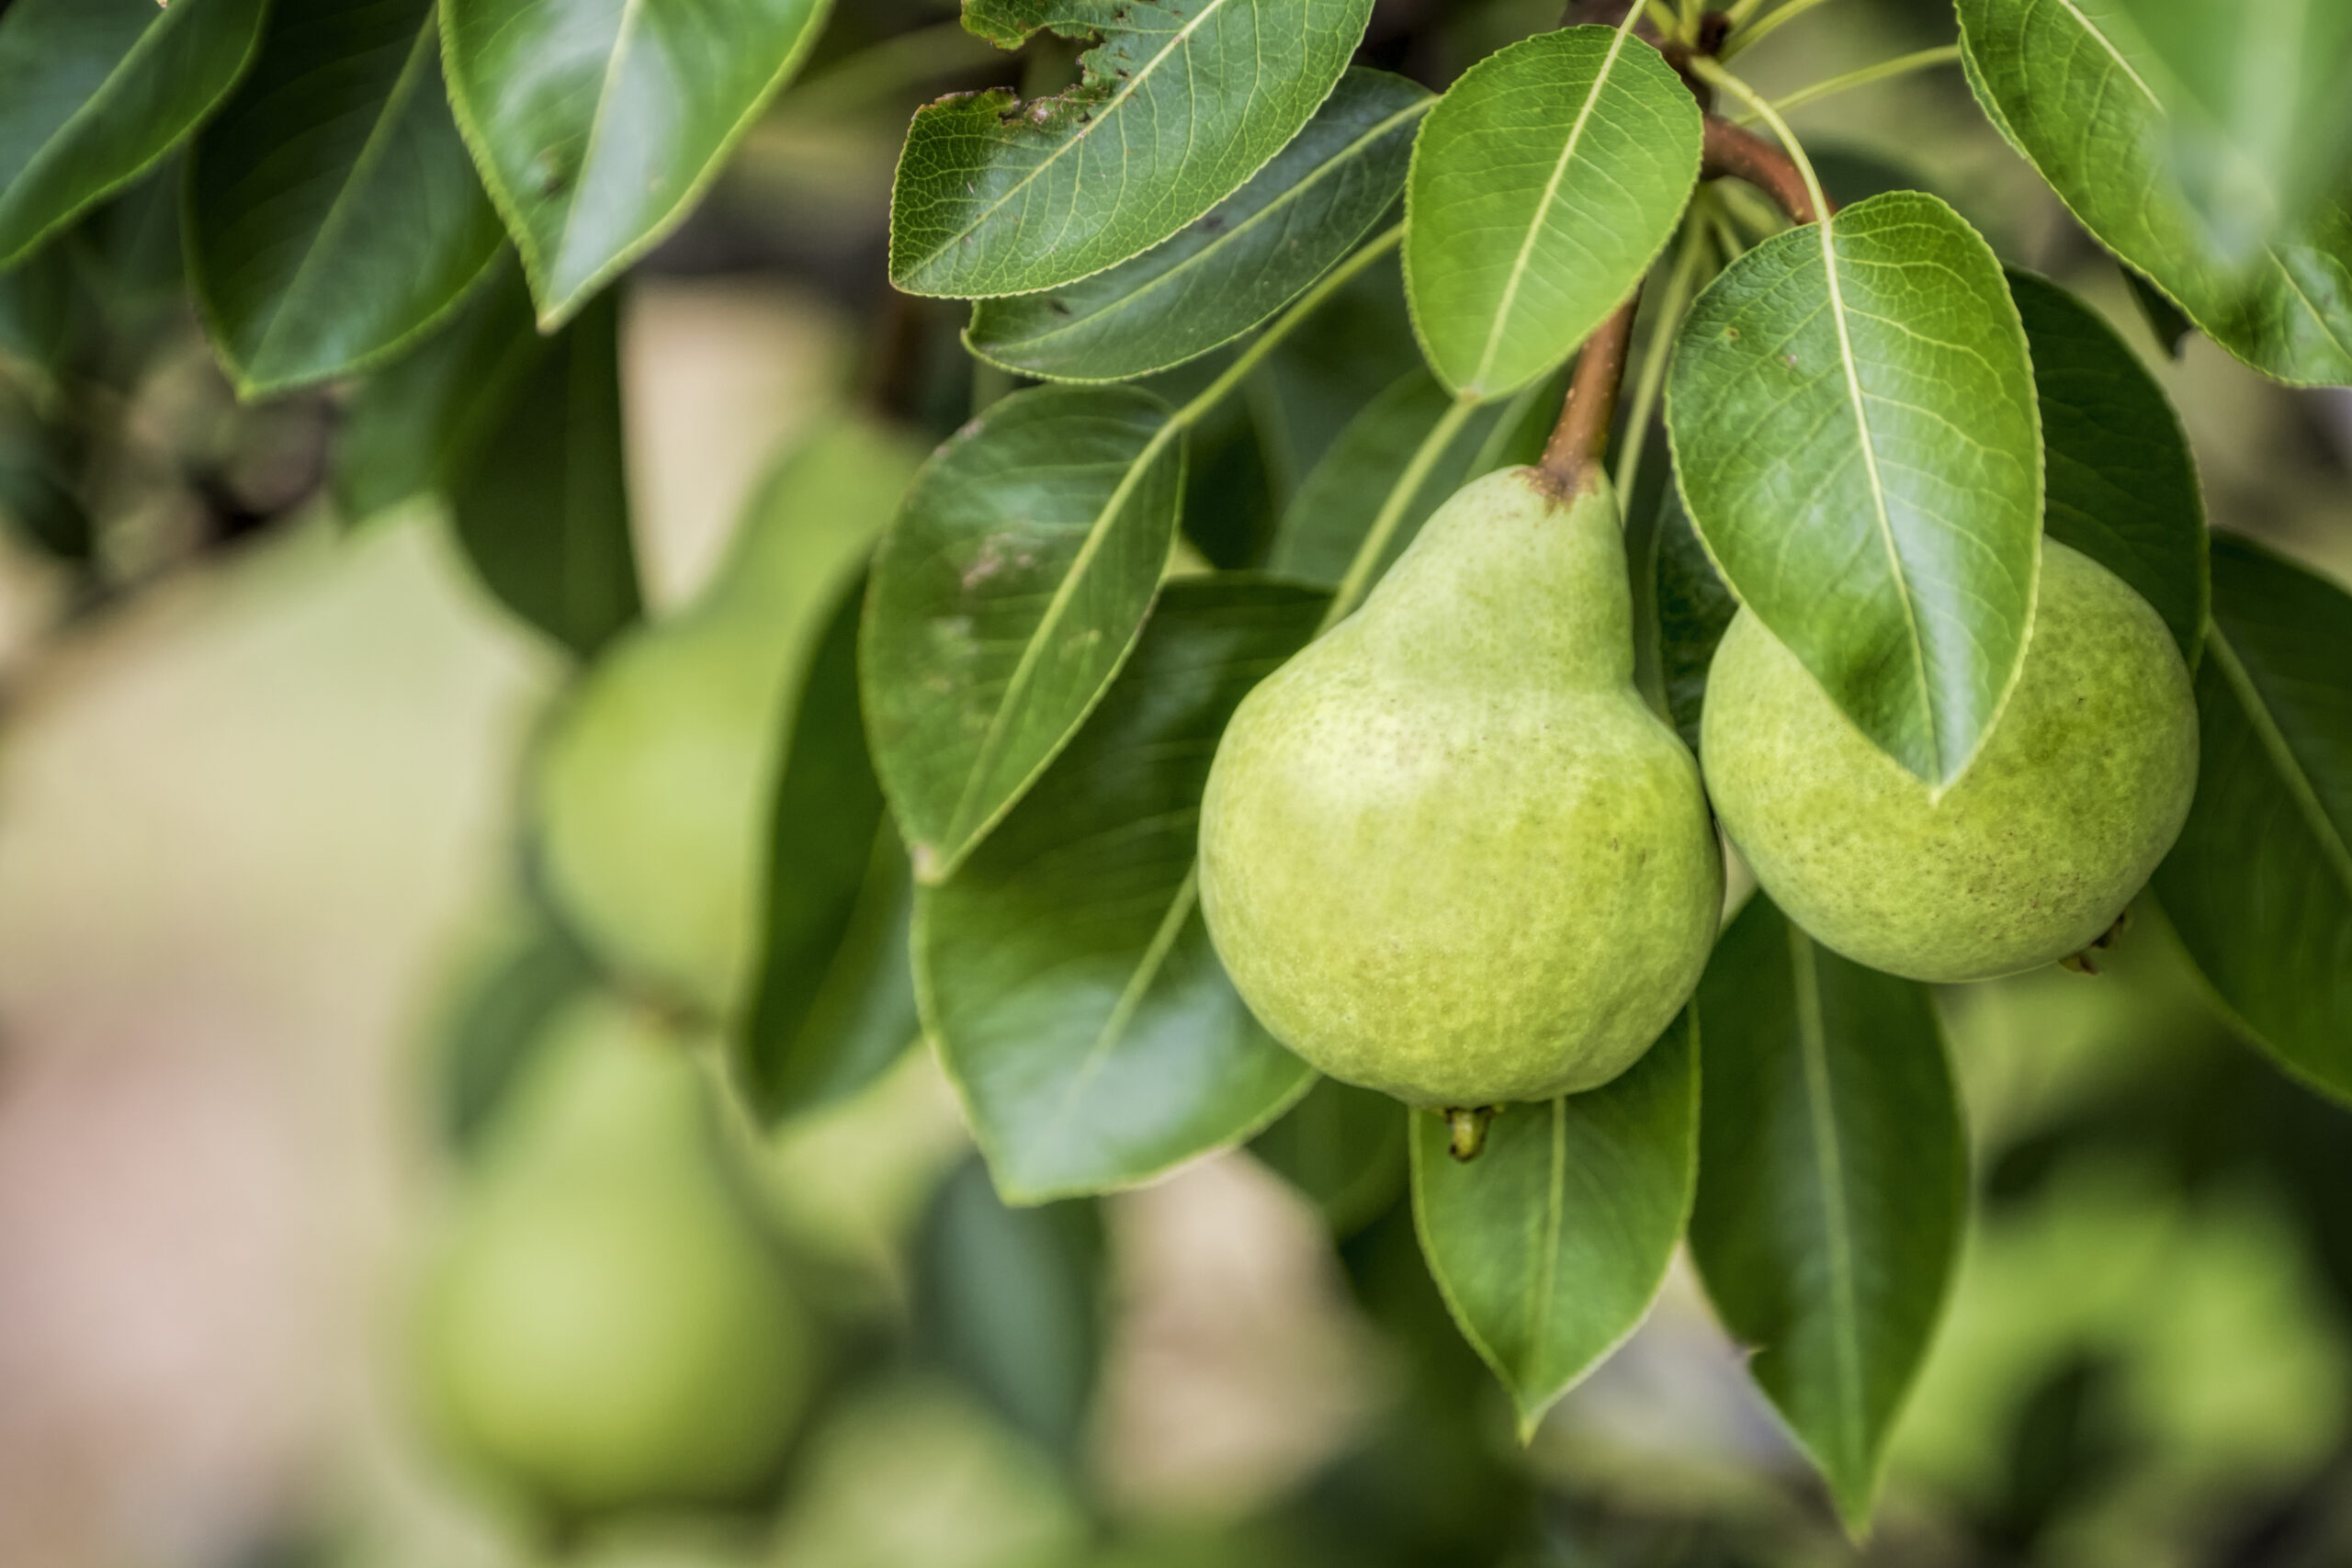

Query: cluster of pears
[415,995,814,1520]
[1198,466,2197,1122]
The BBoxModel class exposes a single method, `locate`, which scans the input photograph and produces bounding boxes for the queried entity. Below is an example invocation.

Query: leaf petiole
[1692,61,1833,229]
[1613,210,1718,502]
[1745,44,1963,121]
[1720,0,1839,60]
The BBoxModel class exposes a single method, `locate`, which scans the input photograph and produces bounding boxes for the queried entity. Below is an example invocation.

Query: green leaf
[918,580,1321,1204]
[1250,1077,1408,1239]
[1653,485,1735,757]
[2007,269,2207,664]
[1249,252,1423,502]
[964,69,1427,384]
[739,575,918,1124]
[1957,0,2352,387]
[912,1157,1103,1461]
[1402,24,1702,401]
[442,0,831,327]
[888,0,1375,299]
[0,0,268,267]
[1687,895,1966,1532]
[864,384,1182,884]
[331,248,543,523]
[186,0,504,398]
[0,405,91,561]
[444,286,640,658]
[435,917,600,1157]
[1667,190,2043,789]
[0,238,75,377]
[1266,367,1554,590]
[2122,262,2194,358]
[2154,536,2352,1099]
[1410,1011,1697,1438]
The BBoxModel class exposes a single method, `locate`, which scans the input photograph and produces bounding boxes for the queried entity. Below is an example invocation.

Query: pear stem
[1444,1105,1499,1163]
[1538,289,1641,495]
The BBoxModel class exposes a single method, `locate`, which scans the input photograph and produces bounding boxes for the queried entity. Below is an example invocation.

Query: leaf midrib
[1519,1097,1568,1383]
[549,0,648,285]
[922,0,1240,270]
[1468,25,1634,392]
[2208,621,2352,900]
[1789,922,1867,1480]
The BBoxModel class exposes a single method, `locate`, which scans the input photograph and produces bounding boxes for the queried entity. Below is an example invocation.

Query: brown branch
[1702,114,1829,225]
[1539,288,1642,495]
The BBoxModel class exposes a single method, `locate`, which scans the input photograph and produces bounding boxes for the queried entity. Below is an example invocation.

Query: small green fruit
[534,418,922,1018]
[1198,467,1723,1108]
[418,996,811,1517]
[1700,540,2199,983]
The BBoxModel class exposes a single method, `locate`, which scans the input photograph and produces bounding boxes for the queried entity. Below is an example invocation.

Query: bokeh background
[2,1,2350,1565]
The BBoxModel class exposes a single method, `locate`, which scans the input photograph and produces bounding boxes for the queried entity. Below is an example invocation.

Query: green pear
[535,416,922,1018]
[417,995,813,1517]
[1198,467,1723,1109]
[1700,540,2199,983]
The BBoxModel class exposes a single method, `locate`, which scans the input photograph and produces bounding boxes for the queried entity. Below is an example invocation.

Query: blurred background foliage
[0,0,2348,1565]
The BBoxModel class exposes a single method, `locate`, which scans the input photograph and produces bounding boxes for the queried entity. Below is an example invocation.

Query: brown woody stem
[1539,289,1642,494]
[1702,113,1827,225]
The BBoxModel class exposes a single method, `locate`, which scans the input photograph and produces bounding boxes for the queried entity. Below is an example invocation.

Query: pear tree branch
[1538,290,1643,495]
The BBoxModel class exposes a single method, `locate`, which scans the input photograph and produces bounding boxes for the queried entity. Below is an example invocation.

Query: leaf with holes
[864,384,1183,885]
[0,0,267,267]
[1667,190,2043,788]
[2007,268,2207,663]
[1957,0,2352,387]
[1411,1010,1697,1438]
[1403,24,1702,401]
[187,0,505,398]
[918,581,1321,1204]
[442,0,831,327]
[889,0,1375,299]
[965,69,1428,383]
[1688,894,1966,1532]
[2154,536,2352,1100]
[444,287,641,658]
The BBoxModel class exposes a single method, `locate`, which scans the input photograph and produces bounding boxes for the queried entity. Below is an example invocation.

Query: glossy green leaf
[1403,24,1702,401]
[1653,485,1735,757]
[913,1157,1103,1461]
[1266,367,1554,590]
[918,580,1322,1204]
[1667,190,2043,789]
[187,0,504,398]
[1688,895,1965,1531]
[888,0,1375,299]
[1957,0,2352,387]
[1248,252,1423,502]
[2007,269,2207,663]
[1411,1011,1697,1438]
[2114,0,2352,266]
[331,248,542,523]
[864,384,1182,884]
[1250,1077,1408,1239]
[442,0,830,327]
[2154,536,2352,1099]
[964,69,1427,383]
[739,576,918,1124]
[2123,263,2194,358]
[0,0,267,267]
[444,287,640,658]
[0,238,75,377]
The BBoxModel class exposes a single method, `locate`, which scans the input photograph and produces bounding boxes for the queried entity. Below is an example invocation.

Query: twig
[1539,291,1642,494]
[1702,113,1822,224]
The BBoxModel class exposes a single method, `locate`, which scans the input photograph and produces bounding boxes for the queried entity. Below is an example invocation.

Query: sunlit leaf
[443,0,831,326]
[919,581,1322,1204]
[0,0,267,267]
[1411,1011,1697,1438]
[187,0,504,398]
[1688,895,1966,1532]
[889,0,1375,299]
[2154,536,2352,1099]
[1403,24,1701,401]
[864,384,1182,884]
[1668,190,2042,788]
[966,69,1427,384]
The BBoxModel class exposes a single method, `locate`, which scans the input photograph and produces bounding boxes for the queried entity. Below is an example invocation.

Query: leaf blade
[1687,895,1966,1531]
[1411,1012,1698,1437]
[964,68,1429,383]
[864,384,1183,883]
[918,580,1322,1204]
[1667,190,2043,787]
[889,0,1376,299]
[1402,24,1702,401]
